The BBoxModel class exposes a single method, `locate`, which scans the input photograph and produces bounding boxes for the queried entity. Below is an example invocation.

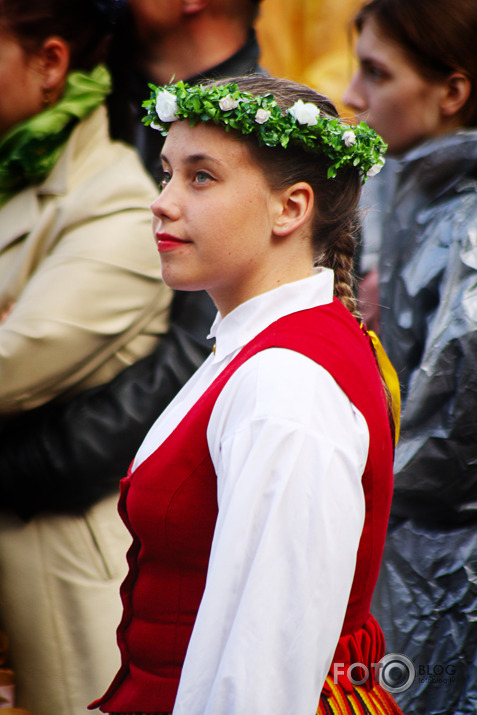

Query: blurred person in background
[107,0,264,177]
[0,0,171,712]
[344,0,477,712]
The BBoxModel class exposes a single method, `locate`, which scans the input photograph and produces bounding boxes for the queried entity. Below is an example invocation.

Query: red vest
[91,299,394,713]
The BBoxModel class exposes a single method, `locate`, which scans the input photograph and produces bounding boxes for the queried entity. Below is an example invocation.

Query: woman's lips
[156,232,191,252]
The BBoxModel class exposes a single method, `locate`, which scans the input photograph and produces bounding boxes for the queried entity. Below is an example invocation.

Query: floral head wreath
[142,81,387,181]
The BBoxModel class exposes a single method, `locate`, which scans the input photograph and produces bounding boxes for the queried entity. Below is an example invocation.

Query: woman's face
[344,17,450,154]
[0,29,44,138]
[128,0,183,39]
[151,121,286,316]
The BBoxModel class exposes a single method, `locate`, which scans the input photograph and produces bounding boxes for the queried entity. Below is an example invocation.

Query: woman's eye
[369,67,383,80]
[158,169,171,191]
[194,171,214,185]
[363,63,387,82]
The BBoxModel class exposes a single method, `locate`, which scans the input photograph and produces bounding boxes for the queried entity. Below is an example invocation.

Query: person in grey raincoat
[345,0,477,713]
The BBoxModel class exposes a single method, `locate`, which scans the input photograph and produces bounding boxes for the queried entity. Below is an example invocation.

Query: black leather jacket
[0,290,215,520]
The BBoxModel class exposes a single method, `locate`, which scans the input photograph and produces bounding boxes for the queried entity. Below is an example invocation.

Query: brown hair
[0,0,112,71]
[221,75,362,319]
[353,0,477,127]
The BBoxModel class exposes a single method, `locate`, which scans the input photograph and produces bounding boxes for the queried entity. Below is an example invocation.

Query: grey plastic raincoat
[367,130,477,715]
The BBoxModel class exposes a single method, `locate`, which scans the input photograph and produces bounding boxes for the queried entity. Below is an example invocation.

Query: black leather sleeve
[0,290,216,520]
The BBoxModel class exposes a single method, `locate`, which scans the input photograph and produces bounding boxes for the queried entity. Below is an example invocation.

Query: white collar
[209,268,334,362]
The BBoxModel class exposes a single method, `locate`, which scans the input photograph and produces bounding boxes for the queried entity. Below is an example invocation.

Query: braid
[323,232,360,319]
[313,165,362,320]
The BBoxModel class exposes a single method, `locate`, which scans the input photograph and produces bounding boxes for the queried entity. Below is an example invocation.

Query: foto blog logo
[333,653,416,693]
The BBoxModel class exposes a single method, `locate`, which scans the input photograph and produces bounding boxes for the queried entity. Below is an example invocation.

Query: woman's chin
[159,268,204,294]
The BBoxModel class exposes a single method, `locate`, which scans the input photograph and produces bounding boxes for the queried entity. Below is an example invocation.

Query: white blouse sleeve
[172,348,369,715]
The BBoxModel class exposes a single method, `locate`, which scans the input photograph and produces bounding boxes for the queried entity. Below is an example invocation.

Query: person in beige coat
[0,0,171,712]
[0,102,170,411]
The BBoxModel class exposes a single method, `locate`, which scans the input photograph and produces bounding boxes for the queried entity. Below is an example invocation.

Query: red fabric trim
[323,612,386,695]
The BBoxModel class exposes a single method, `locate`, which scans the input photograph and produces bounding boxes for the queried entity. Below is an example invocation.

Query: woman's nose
[343,73,367,114]
[150,183,180,222]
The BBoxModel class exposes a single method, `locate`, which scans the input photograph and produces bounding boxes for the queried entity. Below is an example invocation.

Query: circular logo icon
[378,653,415,693]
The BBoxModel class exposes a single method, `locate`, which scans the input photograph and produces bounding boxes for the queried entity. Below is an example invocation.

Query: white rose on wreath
[155,90,179,122]
[219,95,239,111]
[367,160,385,177]
[342,130,357,147]
[254,108,272,124]
[288,100,320,126]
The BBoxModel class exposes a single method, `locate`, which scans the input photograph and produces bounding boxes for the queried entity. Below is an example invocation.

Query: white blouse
[133,269,369,715]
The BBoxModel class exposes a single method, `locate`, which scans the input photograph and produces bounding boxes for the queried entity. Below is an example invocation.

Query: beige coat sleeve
[0,109,171,414]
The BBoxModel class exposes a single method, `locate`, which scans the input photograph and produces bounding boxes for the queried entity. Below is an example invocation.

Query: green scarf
[0,64,111,207]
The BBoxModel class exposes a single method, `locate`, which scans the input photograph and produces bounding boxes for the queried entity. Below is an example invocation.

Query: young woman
[344,1,477,712]
[90,75,402,715]
[0,0,171,712]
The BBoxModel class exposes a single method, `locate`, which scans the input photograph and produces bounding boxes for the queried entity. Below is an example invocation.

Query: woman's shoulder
[211,346,360,434]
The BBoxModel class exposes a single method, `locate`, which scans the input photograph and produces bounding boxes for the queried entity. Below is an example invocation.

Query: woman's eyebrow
[160,152,223,167]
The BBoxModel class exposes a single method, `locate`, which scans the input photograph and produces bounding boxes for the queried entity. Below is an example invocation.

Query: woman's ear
[440,71,471,118]
[38,37,70,101]
[273,182,314,237]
